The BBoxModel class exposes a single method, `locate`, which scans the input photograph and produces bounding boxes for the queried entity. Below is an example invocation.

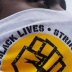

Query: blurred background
[66,0,72,14]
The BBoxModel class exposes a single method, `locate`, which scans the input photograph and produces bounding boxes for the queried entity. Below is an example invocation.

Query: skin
[0,0,64,19]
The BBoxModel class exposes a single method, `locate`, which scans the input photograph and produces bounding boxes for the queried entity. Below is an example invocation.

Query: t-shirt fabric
[0,8,72,72]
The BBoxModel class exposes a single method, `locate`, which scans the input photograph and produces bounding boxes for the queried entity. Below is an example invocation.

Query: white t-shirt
[0,8,72,72]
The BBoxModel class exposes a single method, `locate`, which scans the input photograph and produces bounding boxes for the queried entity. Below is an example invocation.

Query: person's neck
[0,1,32,19]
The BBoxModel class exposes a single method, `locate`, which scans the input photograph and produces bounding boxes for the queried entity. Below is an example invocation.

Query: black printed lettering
[59,32,64,39]
[54,29,59,36]
[9,35,18,42]
[33,25,38,32]
[39,25,44,32]
[26,26,32,33]
[62,35,69,43]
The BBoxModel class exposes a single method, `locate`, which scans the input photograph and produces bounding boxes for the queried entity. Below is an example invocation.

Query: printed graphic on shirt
[1,24,72,72]
[2,33,72,72]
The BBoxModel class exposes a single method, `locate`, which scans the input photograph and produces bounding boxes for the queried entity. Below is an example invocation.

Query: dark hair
[44,0,66,10]
[44,0,59,8]
[60,0,66,10]
[27,0,66,10]
[26,0,39,2]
